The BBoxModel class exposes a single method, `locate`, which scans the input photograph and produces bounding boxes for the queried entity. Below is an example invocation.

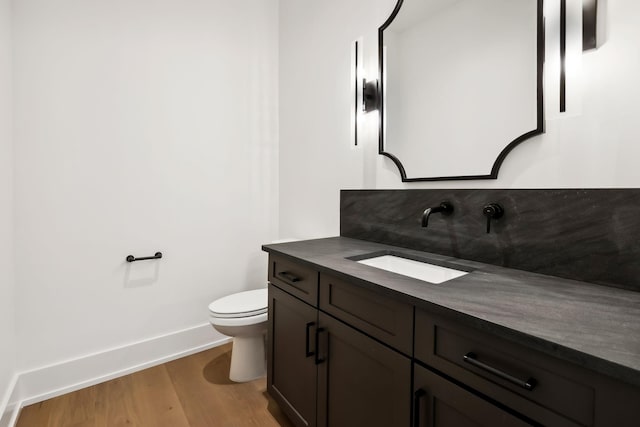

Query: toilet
[208,288,268,382]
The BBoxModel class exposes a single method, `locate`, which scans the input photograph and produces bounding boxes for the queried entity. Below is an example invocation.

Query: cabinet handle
[305,322,315,357]
[463,352,537,391]
[413,389,426,427]
[277,271,301,283]
[314,327,326,365]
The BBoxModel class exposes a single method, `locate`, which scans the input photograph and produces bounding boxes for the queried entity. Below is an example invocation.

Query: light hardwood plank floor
[16,343,294,427]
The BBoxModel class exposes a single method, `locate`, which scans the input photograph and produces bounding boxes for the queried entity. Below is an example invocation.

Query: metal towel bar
[126,252,163,262]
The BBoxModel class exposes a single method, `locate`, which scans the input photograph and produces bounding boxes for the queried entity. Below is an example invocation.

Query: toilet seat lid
[208,288,267,318]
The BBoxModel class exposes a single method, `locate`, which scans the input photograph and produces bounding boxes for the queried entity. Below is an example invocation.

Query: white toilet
[208,288,268,382]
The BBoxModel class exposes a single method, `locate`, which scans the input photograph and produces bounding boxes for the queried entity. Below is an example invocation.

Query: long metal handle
[314,328,326,365]
[413,389,426,427]
[305,322,315,357]
[277,271,301,283]
[126,252,162,262]
[463,352,537,391]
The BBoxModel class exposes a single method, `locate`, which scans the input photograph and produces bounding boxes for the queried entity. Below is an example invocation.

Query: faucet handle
[438,202,454,215]
[483,203,504,234]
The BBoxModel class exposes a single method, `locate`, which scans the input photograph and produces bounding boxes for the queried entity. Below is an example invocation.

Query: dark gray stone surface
[340,189,640,291]
[263,237,640,388]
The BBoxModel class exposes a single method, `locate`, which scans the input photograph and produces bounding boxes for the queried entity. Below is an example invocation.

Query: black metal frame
[377,0,545,182]
[560,0,567,112]
[354,40,360,146]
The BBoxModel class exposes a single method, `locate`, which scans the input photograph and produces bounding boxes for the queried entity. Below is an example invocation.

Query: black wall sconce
[363,79,379,113]
[583,0,598,51]
[560,0,599,113]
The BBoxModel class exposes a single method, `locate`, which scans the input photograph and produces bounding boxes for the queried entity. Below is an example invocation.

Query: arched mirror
[379,0,544,181]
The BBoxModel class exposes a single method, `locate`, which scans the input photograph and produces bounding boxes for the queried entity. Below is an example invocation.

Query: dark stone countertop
[262,236,640,388]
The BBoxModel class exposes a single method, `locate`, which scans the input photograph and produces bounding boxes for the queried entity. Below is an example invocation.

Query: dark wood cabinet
[267,284,318,427]
[268,259,412,427]
[266,254,640,427]
[316,312,411,427]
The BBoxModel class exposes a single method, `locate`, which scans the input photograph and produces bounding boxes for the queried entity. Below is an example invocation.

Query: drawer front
[269,255,319,306]
[414,363,534,427]
[319,273,413,356]
[415,309,593,427]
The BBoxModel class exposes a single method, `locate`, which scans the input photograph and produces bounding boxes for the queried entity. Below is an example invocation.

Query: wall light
[583,0,598,51]
[362,79,379,113]
[351,38,363,146]
[559,0,599,113]
[352,38,379,147]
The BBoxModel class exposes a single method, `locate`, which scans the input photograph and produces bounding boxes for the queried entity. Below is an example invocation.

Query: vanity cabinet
[266,253,640,427]
[267,255,412,427]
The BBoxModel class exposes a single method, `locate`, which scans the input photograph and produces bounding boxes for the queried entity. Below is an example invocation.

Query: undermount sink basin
[356,254,469,284]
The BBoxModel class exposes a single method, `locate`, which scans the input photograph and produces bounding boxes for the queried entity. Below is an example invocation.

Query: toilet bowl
[208,288,268,382]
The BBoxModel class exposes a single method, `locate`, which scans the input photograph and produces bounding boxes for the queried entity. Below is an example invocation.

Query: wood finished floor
[16,343,294,427]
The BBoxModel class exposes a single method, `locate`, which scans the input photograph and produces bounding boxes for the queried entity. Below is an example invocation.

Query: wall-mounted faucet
[483,203,504,233]
[421,202,453,227]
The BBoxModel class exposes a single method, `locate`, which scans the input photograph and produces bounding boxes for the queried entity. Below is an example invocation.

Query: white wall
[279,0,640,238]
[0,0,16,411]
[279,0,388,239]
[13,0,278,371]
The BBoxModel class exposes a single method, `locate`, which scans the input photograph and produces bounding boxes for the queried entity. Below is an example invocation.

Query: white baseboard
[0,374,19,427]
[0,323,230,427]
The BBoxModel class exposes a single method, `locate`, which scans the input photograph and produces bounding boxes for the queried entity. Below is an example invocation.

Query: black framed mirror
[378,0,545,182]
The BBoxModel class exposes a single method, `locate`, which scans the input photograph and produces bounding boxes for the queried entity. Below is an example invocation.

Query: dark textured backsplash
[340,189,640,291]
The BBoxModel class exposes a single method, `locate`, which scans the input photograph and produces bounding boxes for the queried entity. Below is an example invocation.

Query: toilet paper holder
[126,252,163,262]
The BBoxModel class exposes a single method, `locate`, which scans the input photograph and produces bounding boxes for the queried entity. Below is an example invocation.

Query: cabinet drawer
[319,273,413,356]
[416,309,593,426]
[269,255,319,306]
[414,363,533,427]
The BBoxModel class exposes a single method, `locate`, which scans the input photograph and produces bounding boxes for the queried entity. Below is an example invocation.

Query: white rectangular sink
[357,255,468,284]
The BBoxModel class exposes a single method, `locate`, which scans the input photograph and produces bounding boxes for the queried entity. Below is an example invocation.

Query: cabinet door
[413,364,533,427]
[268,284,318,427]
[316,312,411,427]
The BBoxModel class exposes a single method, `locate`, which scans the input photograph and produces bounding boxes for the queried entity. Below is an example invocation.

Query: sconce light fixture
[351,38,378,147]
[560,0,598,113]
[583,0,598,51]
[363,79,379,113]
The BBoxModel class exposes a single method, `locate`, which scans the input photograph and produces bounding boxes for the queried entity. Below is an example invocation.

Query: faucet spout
[421,207,435,227]
[421,202,453,227]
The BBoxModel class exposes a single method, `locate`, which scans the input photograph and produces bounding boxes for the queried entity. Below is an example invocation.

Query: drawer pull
[315,328,326,365]
[305,322,315,357]
[463,352,537,391]
[413,389,426,427]
[277,271,301,283]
